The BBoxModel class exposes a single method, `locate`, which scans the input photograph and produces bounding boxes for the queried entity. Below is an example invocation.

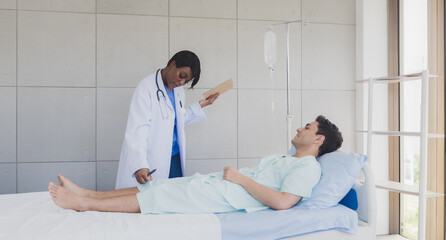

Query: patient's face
[292,121,319,148]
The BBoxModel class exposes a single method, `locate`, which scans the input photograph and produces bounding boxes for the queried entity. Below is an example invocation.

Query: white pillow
[297,151,367,209]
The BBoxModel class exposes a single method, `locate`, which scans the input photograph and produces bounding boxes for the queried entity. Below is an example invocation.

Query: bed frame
[286,162,377,240]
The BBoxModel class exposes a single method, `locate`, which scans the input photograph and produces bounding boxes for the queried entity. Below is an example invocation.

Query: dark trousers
[169,153,183,178]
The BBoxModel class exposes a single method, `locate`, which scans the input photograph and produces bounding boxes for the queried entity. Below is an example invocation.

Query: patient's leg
[49,182,140,213]
[58,174,139,199]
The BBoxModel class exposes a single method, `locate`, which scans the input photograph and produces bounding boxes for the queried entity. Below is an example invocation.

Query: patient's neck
[293,148,318,159]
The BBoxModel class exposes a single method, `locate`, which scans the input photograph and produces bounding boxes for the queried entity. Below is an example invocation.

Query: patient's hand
[223,167,245,185]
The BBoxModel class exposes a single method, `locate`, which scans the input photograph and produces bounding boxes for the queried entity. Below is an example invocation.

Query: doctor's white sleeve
[184,102,206,126]
[121,86,152,176]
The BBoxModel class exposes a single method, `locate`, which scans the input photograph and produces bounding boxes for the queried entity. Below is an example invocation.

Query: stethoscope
[155,69,185,120]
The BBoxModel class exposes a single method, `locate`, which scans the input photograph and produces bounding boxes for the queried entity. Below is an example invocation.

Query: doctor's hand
[223,167,246,185]
[135,168,153,184]
[199,93,220,108]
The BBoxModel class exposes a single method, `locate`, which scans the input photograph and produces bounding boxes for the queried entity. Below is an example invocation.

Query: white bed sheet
[0,192,221,240]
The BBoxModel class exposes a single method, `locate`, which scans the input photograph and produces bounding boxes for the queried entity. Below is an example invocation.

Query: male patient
[48,115,343,214]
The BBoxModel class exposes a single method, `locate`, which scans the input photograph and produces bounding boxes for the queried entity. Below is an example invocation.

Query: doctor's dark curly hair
[167,50,201,88]
[315,115,343,157]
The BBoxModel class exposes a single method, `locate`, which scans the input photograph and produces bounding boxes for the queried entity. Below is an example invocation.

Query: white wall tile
[97,161,119,191]
[170,0,236,19]
[0,10,16,86]
[0,163,16,194]
[0,87,16,163]
[97,14,168,87]
[185,159,237,176]
[302,0,355,24]
[18,0,95,13]
[97,88,134,160]
[18,11,95,87]
[302,23,355,90]
[97,0,167,15]
[18,88,95,162]
[238,0,301,21]
[302,90,355,152]
[238,89,295,158]
[17,162,95,193]
[185,89,237,159]
[238,89,302,158]
[238,158,259,169]
[0,0,15,9]
[170,17,237,89]
[238,20,301,90]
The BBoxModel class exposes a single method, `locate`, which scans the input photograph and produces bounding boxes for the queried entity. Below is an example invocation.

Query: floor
[376,235,409,240]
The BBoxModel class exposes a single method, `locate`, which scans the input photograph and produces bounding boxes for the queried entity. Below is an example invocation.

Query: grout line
[14,86,356,91]
[187,158,240,161]
[15,9,96,15]
[168,0,170,59]
[94,0,98,191]
[16,86,98,88]
[8,9,356,26]
[15,0,18,194]
[15,161,98,164]
[236,0,239,169]
[300,1,303,126]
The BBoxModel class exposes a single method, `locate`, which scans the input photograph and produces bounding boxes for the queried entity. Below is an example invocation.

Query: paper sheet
[203,79,233,99]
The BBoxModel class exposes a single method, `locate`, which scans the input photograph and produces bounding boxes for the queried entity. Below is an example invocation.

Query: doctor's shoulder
[129,75,157,107]
[136,73,156,90]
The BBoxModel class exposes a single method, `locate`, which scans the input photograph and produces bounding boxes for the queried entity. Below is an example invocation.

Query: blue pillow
[339,188,358,210]
[298,151,367,209]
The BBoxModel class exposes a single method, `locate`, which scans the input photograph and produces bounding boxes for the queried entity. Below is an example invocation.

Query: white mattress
[0,192,221,240]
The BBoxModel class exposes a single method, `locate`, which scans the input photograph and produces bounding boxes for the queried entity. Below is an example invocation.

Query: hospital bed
[0,153,376,240]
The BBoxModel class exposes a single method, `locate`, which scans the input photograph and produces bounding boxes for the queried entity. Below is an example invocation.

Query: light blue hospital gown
[136,154,321,214]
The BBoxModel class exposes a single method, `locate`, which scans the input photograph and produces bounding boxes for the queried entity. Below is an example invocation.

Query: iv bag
[264,29,277,70]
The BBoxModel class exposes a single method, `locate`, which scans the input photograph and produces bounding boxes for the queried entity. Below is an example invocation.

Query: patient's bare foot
[58,174,89,197]
[48,182,87,212]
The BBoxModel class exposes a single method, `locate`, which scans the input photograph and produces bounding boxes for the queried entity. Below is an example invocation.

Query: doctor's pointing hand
[115,50,219,189]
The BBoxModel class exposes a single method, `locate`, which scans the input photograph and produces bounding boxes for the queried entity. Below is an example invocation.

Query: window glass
[399,0,427,239]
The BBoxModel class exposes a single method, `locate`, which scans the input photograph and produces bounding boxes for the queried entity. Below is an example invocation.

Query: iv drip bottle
[264,29,277,71]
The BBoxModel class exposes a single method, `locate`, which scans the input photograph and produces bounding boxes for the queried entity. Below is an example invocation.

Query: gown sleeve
[280,156,321,199]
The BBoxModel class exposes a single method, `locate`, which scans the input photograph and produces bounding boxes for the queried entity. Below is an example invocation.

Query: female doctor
[115,51,219,189]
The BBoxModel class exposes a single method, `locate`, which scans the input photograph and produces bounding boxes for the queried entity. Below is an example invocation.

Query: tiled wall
[0,0,356,193]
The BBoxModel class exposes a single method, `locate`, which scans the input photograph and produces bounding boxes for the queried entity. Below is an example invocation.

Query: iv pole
[265,20,302,150]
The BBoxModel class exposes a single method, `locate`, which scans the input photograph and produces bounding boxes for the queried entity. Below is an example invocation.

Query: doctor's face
[162,61,194,90]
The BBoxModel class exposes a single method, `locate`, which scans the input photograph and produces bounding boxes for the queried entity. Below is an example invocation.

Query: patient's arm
[223,167,302,210]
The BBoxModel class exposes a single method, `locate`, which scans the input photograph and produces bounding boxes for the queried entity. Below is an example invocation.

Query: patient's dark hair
[315,115,343,157]
[167,50,201,88]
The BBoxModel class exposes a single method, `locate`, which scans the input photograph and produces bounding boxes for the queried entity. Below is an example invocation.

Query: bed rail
[354,162,376,230]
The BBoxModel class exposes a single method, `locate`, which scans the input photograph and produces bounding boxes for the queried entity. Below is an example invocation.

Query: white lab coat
[115,70,206,189]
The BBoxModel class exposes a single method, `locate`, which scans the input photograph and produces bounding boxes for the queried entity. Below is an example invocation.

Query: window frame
[387,0,445,238]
